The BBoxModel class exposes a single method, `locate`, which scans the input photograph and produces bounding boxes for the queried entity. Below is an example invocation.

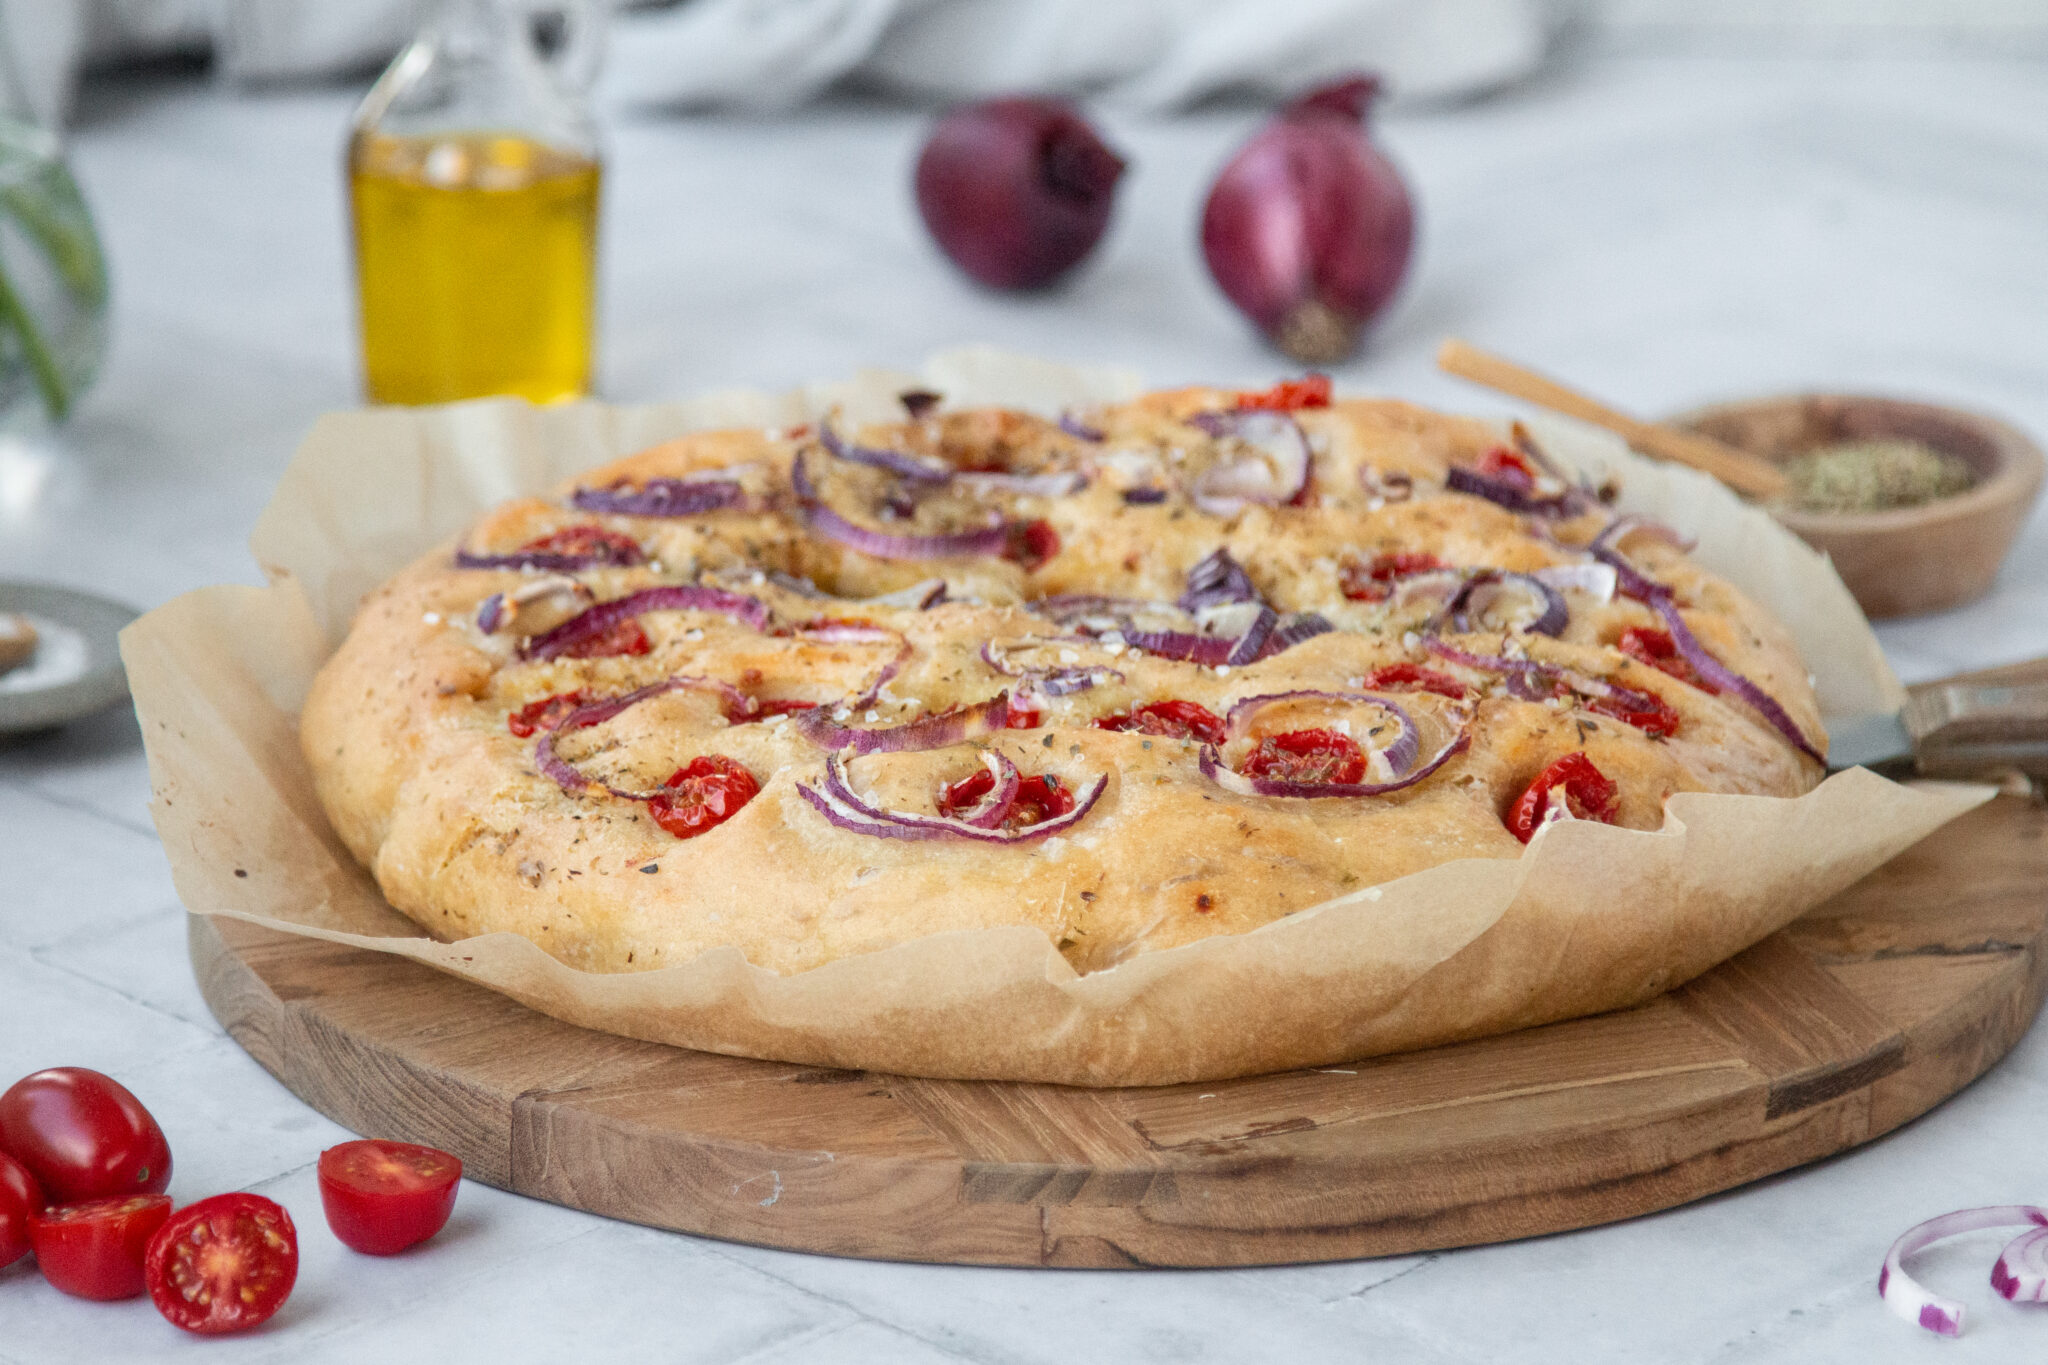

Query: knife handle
[1905,657,2048,778]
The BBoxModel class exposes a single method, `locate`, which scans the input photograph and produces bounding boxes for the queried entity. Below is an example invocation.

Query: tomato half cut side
[318,1139,462,1256]
[29,1194,170,1300]
[1506,753,1620,844]
[146,1192,298,1335]
[0,1067,172,1204]
[0,1150,41,1269]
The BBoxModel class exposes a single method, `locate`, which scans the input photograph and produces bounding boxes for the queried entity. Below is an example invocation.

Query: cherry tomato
[1588,688,1683,739]
[1476,445,1539,484]
[1360,663,1470,700]
[1240,728,1367,785]
[1236,374,1331,411]
[1339,551,1447,602]
[318,1139,462,1256]
[506,689,591,738]
[1005,519,1061,570]
[517,525,643,564]
[29,1194,170,1300]
[1506,752,1619,844]
[938,769,1075,829]
[647,755,759,839]
[145,1193,297,1336]
[1616,626,1717,694]
[0,1150,42,1269]
[1093,700,1227,744]
[0,1068,172,1204]
[551,616,652,660]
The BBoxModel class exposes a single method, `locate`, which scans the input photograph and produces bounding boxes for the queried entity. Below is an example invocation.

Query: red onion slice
[1433,570,1568,638]
[476,575,594,635]
[1058,412,1105,442]
[1530,562,1617,604]
[793,452,1011,561]
[1121,487,1168,505]
[979,639,1124,695]
[1259,611,1336,658]
[1121,630,1235,667]
[1224,606,1279,665]
[1198,729,1468,800]
[1652,596,1823,763]
[1586,542,1669,603]
[1880,1206,2048,1336]
[1591,514,1695,554]
[1994,1225,2048,1304]
[1179,547,1260,612]
[1224,690,1421,777]
[1444,465,1583,519]
[532,676,750,798]
[795,691,1016,755]
[1186,410,1312,515]
[521,585,772,661]
[571,476,745,518]
[819,419,952,484]
[949,750,1023,829]
[799,751,1107,844]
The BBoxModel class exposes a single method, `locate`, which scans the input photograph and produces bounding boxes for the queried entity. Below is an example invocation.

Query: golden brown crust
[302,390,1824,978]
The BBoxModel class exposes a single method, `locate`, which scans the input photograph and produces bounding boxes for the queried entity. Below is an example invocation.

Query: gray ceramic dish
[0,581,139,734]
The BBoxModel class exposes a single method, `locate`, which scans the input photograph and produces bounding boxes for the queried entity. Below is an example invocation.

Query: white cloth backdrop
[1,0,1549,128]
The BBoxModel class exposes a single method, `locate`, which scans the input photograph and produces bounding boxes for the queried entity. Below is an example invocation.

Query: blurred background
[0,0,2042,680]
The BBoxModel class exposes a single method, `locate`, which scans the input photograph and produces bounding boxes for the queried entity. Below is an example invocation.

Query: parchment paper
[124,347,1983,1086]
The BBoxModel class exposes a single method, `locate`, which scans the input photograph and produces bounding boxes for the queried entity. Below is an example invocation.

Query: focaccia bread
[302,383,1826,980]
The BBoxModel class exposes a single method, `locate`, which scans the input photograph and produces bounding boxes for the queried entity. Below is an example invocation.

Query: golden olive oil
[349,132,599,405]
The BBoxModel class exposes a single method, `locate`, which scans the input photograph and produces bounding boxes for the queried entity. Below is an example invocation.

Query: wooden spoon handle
[1436,339,1789,500]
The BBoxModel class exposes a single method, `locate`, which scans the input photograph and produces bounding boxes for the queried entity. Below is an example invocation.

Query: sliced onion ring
[1198,729,1469,800]
[1652,595,1823,763]
[571,476,745,518]
[533,676,749,798]
[1994,1224,2048,1304]
[1591,513,1695,554]
[798,751,1107,844]
[979,639,1123,695]
[1058,412,1106,442]
[794,691,1017,755]
[1260,611,1335,658]
[1187,409,1311,515]
[1443,465,1582,518]
[1179,547,1260,612]
[819,418,952,483]
[1433,570,1568,638]
[521,585,772,660]
[1225,690,1421,778]
[948,750,1023,829]
[793,452,1011,561]
[1880,1205,2048,1337]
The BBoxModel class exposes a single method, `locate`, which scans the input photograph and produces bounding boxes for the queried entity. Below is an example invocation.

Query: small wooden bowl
[1676,394,2044,620]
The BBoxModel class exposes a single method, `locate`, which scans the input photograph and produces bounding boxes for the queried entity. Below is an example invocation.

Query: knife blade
[1826,666,2048,779]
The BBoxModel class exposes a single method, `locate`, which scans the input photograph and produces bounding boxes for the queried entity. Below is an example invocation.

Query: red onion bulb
[915,97,1127,291]
[1200,76,1415,362]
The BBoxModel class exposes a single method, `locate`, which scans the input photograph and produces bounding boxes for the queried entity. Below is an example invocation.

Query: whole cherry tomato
[0,1149,43,1268]
[28,1194,170,1300]
[146,1193,298,1335]
[1506,752,1619,844]
[318,1139,462,1256]
[0,1068,172,1204]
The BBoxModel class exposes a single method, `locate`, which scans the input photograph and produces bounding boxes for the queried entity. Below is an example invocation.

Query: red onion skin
[1200,76,1414,363]
[916,98,1127,291]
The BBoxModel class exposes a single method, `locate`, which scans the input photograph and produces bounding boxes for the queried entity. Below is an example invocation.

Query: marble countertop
[3,42,2046,1364]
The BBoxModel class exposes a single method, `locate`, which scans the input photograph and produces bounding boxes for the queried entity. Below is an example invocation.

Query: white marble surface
[2,43,2046,1364]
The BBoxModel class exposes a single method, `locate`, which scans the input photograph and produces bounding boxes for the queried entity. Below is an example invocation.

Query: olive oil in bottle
[350,132,599,405]
[347,0,605,406]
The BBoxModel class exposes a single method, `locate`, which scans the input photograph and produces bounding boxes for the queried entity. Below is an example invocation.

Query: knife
[1827,657,2048,779]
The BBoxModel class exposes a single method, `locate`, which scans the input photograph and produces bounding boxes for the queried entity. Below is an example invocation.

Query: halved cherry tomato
[1240,728,1367,785]
[1506,752,1619,843]
[145,1193,297,1336]
[1616,626,1717,693]
[647,755,760,839]
[1005,519,1061,570]
[0,1150,42,1268]
[29,1194,170,1300]
[1236,374,1332,411]
[937,769,1075,829]
[1361,663,1470,700]
[551,616,652,660]
[1588,688,1683,739]
[1002,698,1045,729]
[0,1067,171,1204]
[1476,445,1539,484]
[1093,700,1227,744]
[1339,551,1448,602]
[517,525,643,564]
[318,1139,462,1256]
[506,689,591,738]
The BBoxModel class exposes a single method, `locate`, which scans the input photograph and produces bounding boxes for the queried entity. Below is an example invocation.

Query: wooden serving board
[189,779,2048,1269]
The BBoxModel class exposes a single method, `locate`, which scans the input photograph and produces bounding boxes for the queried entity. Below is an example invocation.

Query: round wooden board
[188,787,2048,1268]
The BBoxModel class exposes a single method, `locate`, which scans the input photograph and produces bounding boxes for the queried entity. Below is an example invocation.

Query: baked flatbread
[303,385,1825,979]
